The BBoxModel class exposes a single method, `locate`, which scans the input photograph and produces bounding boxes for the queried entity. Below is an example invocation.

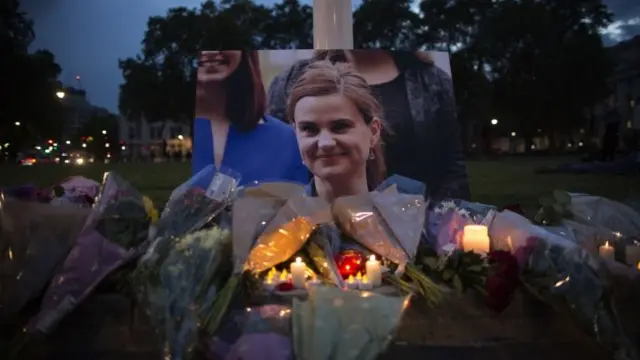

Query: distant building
[117,116,192,160]
[59,86,110,137]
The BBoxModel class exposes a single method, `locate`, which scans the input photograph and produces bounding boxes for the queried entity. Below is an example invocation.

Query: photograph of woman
[268,50,470,201]
[192,50,309,188]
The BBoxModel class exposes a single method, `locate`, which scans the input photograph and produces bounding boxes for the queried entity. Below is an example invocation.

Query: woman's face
[294,93,380,181]
[197,51,242,83]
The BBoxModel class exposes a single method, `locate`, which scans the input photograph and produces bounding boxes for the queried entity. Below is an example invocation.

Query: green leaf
[467,265,483,272]
[553,190,571,206]
[423,256,438,269]
[443,269,454,281]
[452,275,463,293]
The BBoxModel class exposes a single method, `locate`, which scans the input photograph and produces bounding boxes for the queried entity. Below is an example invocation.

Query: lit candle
[263,274,276,291]
[625,245,640,266]
[346,274,359,289]
[278,269,288,284]
[599,241,615,261]
[637,262,640,271]
[358,274,373,290]
[365,255,382,286]
[462,225,490,254]
[290,257,307,289]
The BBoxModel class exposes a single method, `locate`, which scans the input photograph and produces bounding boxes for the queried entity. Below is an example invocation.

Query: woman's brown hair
[286,60,387,188]
[223,50,266,131]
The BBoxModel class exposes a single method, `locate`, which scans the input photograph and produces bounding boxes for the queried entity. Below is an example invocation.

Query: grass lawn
[1,157,638,215]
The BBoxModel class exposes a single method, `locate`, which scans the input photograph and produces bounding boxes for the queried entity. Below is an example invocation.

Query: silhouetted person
[601,94,622,162]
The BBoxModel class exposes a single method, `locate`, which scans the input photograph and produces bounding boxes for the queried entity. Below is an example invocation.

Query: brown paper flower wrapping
[292,286,409,360]
[244,194,331,274]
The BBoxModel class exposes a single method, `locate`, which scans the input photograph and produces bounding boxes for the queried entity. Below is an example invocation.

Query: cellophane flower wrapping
[331,188,441,303]
[27,172,155,335]
[204,188,331,336]
[146,166,239,253]
[292,285,410,360]
[490,210,637,360]
[0,194,90,325]
[427,199,497,254]
[205,304,293,360]
[142,227,233,360]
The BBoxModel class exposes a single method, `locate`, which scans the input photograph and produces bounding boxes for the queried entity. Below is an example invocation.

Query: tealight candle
[263,275,276,291]
[599,241,615,261]
[365,255,382,286]
[278,269,288,284]
[625,245,640,266]
[462,225,490,254]
[346,274,359,289]
[290,257,307,289]
[637,262,640,270]
[358,274,373,290]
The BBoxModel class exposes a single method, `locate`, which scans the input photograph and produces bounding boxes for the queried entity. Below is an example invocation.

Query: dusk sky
[21,0,640,114]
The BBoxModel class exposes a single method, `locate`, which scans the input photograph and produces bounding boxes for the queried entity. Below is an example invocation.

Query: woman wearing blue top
[192,50,309,188]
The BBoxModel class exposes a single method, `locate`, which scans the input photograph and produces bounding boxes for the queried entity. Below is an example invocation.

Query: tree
[353,0,421,49]
[0,0,66,158]
[72,113,120,161]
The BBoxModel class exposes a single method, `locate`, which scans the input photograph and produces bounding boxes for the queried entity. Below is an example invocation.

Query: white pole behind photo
[312,0,353,49]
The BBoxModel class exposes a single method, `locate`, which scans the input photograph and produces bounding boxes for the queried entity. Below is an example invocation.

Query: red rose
[484,250,520,313]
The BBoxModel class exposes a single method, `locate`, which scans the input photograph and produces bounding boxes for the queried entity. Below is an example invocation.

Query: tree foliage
[1,0,66,154]
[116,0,615,150]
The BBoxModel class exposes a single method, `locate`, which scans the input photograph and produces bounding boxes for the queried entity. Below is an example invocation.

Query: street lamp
[102,130,107,135]
[491,119,498,125]
[56,91,65,99]
[14,122,20,126]
[511,132,516,137]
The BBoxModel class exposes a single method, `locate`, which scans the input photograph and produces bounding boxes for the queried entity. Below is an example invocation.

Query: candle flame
[280,269,288,280]
[604,241,610,248]
[362,274,369,283]
[347,275,355,283]
[369,255,376,262]
[265,276,273,284]
[636,262,640,270]
[356,272,362,280]
[295,257,302,263]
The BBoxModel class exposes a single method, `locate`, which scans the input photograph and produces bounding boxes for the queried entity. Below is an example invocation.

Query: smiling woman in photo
[192,50,309,188]
[268,50,470,201]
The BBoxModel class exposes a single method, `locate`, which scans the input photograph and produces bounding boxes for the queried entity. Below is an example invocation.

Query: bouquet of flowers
[148,165,239,248]
[143,226,233,360]
[332,184,442,305]
[490,210,637,359]
[291,286,410,360]
[205,186,331,335]
[0,194,90,325]
[26,171,157,335]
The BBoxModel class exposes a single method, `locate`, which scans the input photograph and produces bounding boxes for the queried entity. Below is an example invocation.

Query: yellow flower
[142,196,159,224]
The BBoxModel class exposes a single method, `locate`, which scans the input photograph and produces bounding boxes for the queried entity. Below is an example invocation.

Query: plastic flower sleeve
[0,195,89,323]
[244,194,331,274]
[27,172,154,335]
[149,227,231,360]
[371,191,426,260]
[332,193,409,267]
[292,286,409,360]
[209,304,294,360]
[567,193,640,238]
[153,166,239,243]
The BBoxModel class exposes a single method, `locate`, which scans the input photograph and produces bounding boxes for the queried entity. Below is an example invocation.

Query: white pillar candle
[313,0,353,49]
[599,241,615,261]
[290,257,307,289]
[625,245,640,266]
[358,274,373,290]
[365,255,382,286]
[462,225,491,254]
